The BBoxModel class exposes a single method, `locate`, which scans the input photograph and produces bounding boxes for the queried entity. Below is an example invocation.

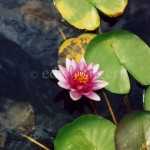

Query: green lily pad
[58,33,96,66]
[144,86,150,111]
[85,30,150,94]
[54,115,116,150]
[115,111,150,150]
[55,0,128,30]
[92,0,128,17]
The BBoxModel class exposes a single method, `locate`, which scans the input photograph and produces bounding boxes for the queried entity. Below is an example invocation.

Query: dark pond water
[0,0,149,149]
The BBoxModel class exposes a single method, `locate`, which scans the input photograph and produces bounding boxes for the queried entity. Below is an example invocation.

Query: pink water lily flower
[52,58,108,101]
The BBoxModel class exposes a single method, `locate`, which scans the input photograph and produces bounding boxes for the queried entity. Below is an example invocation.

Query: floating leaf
[54,115,116,150]
[92,0,128,17]
[115,111,150,150]
[55,0,128,30]
[58,33,96,66]
[85,30,150,94]
[144,86,150,111]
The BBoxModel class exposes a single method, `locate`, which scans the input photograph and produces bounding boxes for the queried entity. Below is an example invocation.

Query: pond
[0,0,149,149]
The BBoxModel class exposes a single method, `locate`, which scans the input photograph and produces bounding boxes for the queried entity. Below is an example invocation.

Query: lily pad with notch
[55,0,128,30]
[85,30,150,94]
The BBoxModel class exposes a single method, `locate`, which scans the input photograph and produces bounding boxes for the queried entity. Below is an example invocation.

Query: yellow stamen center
[74,72,89,84]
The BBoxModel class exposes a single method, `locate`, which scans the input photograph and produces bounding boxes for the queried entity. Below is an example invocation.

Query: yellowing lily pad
[58,33,96,66]
[115,111,150,150]
[85,30,150,94]
[55,0,128,30]
[54,115,116,150]
[92,0,128,17]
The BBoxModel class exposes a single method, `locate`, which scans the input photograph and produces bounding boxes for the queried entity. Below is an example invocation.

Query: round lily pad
[54,115,116,150]
[55,0,128,30]
[58,33,96,66]
[55,0,100,30]
[115,111,150,150]
[85,30,150,94]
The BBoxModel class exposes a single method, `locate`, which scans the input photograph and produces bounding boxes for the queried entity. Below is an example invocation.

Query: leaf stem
[89,100,98,115]
[98,26,102,34]
[102,89,118,125]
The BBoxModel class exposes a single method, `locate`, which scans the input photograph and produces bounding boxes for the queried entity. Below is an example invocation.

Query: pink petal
[70,90,82,101]
[90,75,99,82]
[58,81,70,89]
[91,71,104,82]
[96,71,104,77]
[52,70,66,81]
[66,58,71,71]
[71,59,77,70]
[92,80,109,90]
[70,88,77,92]
[93,64,99,73]
[76,85,84,90]
[58,65,69,80]
[69,65,74,76]
[75,66,80,73]
[79,57,86,64]
[79,62,86,71]
[86,69,93,78]
[87,62,93,70]
[85,91,100,101]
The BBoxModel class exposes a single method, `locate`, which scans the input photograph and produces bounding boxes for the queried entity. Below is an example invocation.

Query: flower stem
[102,90,118,125]
[89,100,98,115]
[21,134,50,150]
[124,95,132,113]
[58,26,66,40]
[98,26,102,34]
